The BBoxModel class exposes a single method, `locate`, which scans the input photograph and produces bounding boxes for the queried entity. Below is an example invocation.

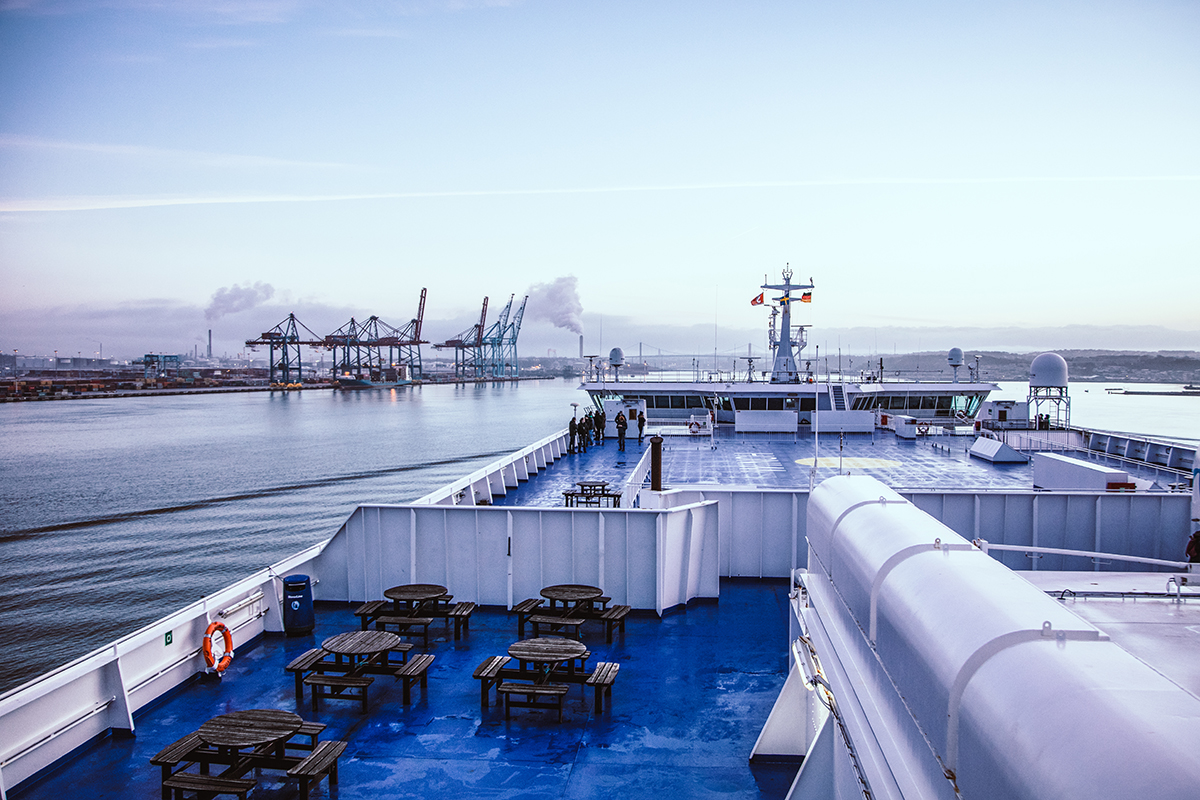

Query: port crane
[326,289,429,383]
[244,314,325,384]
[434,297,488,380]
[485,294,527,378]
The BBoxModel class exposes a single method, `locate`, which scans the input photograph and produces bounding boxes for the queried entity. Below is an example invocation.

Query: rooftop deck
[13,581,796,800]
[492,428,1034,508]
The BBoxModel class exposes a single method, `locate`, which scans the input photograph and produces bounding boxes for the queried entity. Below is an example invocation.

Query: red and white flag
[750,292,764,306]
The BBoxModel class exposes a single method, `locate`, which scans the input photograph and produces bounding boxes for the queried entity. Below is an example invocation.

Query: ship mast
[762,266,813,384]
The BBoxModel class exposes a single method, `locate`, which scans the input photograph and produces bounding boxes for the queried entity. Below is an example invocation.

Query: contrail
[2,175,1198,213]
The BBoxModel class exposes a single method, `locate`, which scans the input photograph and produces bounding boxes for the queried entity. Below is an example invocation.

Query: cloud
[526,276,583,335]
[4,174,1198,213]
[205,282,275,321]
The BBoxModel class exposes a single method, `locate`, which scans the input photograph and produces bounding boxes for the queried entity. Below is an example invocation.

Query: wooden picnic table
[384,583,449,614]
[322,630,409,672]
[198,709,302,755]
[562,489,621,508]
[156,709,345,800]
[507,637,589,683]
[541,584,604,614]
[574,480,610,494]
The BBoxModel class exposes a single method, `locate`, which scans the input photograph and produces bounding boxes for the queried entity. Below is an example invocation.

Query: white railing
[411,429,569,505]
[622,448,654,508]
[974,540,1195,572]
[0,542,326,799]
[1001,428,1195,483]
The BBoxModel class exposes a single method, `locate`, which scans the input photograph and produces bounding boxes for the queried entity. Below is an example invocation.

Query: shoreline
[0,375,556,402]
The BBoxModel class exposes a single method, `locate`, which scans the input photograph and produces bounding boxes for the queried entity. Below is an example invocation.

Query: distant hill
[518,350,1200,385]
[812,350,1200,384]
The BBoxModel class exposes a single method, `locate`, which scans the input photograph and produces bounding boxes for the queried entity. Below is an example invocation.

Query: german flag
[800,292,812,303]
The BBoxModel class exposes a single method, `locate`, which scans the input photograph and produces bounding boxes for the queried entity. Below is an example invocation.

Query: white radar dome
[608,347,625,366]
[947,347,964,368]
[1029,352,1069,387]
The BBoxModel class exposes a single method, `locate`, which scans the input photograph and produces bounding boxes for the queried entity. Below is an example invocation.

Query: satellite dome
[608,347,625,366]
[947,348,964,368]
[1029,352,1069,387]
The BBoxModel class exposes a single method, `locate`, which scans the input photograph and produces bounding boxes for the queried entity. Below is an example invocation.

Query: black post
[650,435,663,491]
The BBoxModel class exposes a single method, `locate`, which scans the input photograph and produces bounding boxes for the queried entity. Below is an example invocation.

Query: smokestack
[207,330,212,358]
[579,334,584,359]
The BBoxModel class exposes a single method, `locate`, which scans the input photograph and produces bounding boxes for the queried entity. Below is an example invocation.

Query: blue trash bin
[282,574,314,635]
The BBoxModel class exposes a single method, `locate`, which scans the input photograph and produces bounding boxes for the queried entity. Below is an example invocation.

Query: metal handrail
[974,539,1195,571]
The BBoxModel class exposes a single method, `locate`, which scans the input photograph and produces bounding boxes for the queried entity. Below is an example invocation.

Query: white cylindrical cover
[807,475,1200,800]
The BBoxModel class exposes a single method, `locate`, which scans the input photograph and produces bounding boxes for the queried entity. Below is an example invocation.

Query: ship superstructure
[582,270,997,432]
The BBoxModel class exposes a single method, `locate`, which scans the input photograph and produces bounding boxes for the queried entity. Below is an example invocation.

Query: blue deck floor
[15,581,796,800]
[493,428,1033,508]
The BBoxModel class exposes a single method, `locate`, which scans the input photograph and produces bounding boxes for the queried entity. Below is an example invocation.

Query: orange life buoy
[203,621,234,673]
[688,420,702,434]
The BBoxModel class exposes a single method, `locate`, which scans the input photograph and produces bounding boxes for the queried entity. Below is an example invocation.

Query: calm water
[0,379,1195,693]
[0,380,582,692]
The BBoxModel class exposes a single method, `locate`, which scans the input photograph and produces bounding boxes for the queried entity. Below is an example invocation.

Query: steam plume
[526,276,583,334]
[205,282,275,320]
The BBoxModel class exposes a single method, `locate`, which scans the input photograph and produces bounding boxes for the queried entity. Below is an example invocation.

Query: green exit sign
[164,631,173,646]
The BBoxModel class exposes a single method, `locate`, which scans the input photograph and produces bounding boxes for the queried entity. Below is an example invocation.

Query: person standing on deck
[637,411,646,444]
[1187,531,1200,563]
[568,416,577,454]
[615,411,628,452]
[596,409,606,446]
[579,414,590,453]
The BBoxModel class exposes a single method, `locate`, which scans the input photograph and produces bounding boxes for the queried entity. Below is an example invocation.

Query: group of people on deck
[568,408,646,454]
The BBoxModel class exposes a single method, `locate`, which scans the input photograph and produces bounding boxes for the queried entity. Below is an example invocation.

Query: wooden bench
[160,772,255,800]
[512,598,544,637]
[497,682,570,722]
[394,653,435,703]
[447,601,476,639]
[151,732,219,799]
[285,648,333,702]
[286,720,326,753]
[354,599,391,630]
[472,655,511,709]
[600,605,631,643]
[375,616,434,647]
[304,673,374,712]
[287,739,347,800]
[585,661,620,712]
[529,614,584,639]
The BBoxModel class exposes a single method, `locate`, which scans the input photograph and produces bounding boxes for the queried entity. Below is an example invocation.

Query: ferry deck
[3,424,1198,800]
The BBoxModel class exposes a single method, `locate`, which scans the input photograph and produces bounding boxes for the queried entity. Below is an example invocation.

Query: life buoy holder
[203,621,234,673]
[688,420,702,434]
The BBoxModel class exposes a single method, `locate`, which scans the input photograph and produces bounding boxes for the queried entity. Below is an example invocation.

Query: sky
[1,0,1198,361]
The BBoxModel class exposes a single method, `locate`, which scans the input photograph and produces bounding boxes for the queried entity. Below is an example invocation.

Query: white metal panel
[508,510,546,603]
